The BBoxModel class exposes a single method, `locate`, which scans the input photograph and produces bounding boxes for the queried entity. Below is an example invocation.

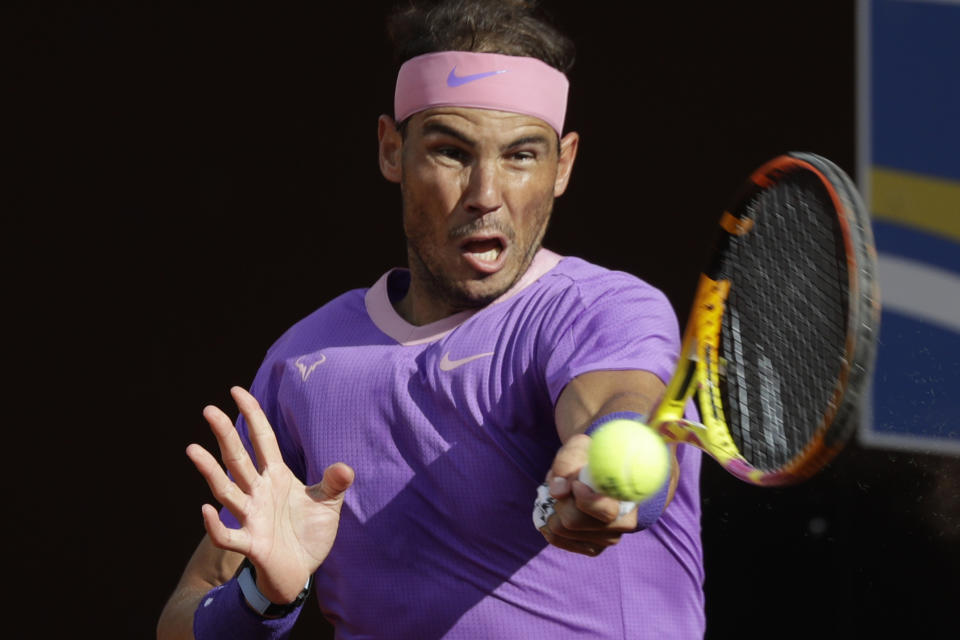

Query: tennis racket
[533,152,880,530]
[639,151,880,486]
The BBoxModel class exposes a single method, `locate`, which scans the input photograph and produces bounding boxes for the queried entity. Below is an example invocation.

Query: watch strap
[237,559,312,619]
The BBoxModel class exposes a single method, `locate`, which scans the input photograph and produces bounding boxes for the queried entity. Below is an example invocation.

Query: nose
[462,161,502,217]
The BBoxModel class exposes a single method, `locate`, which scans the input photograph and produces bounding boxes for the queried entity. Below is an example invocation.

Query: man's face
[379,107,578,322]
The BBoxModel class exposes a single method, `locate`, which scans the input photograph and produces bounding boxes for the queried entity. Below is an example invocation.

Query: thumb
[312,462,355,501]
[547,434,590,498]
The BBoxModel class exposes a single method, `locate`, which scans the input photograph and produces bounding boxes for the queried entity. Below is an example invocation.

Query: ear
[553,131,579,197]
[378,114,403,183]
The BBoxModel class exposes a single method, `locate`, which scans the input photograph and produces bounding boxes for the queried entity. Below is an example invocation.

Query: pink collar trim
[365,249,563,346]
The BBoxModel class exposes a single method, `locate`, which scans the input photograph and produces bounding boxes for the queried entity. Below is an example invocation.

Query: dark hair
[386,0,575,74]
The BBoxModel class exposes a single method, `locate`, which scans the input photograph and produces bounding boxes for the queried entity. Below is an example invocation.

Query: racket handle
[578,464,638,518]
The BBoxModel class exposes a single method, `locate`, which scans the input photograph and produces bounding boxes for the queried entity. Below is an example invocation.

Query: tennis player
[158,1,704,638]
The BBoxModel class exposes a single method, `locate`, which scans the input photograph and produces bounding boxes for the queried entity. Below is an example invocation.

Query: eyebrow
[505,135,552,150]
[421,122,553,153]
[421,122,476,147]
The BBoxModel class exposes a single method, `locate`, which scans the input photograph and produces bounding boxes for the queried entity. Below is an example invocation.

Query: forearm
[157,536,243,640]
[549,369,680,519]
[159,574,304,640]
[554,370,663,442]
[158,582,210,640]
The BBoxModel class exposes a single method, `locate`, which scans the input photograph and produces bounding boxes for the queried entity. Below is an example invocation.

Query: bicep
[553,369,666,443]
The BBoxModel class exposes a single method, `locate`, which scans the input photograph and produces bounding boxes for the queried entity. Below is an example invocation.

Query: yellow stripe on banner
[871,166,960,242]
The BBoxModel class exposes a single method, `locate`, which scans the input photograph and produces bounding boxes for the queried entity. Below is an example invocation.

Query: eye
[435,146,470,163]
[508,149,537,163]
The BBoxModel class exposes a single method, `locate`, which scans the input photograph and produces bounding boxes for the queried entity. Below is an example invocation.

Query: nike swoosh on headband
[446,67,507,88]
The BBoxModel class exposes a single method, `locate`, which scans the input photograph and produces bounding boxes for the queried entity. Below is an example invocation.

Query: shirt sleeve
[541,270,682,406]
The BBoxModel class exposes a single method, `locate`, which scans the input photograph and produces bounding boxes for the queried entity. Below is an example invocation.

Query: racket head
[693,152,880,485]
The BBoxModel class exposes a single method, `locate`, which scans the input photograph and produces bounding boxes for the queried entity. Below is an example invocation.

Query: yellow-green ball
[588,419,670,501]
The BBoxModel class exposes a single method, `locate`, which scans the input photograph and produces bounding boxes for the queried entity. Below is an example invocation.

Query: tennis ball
[587,419,671,502]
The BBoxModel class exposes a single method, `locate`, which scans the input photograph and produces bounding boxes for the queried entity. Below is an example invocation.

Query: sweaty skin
[158,106,684,639]
[377,107,579,326]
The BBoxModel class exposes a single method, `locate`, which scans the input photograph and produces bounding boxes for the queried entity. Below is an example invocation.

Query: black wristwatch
[236,558,312,618]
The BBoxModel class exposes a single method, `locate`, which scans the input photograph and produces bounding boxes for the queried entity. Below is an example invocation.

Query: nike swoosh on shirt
[446,67,507,87]
[439,351,495,371]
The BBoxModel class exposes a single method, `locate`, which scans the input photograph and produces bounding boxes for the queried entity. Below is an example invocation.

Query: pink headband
[394,51,569,135]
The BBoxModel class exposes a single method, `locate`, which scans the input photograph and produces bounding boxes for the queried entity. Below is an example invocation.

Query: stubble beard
[405,207,552,315]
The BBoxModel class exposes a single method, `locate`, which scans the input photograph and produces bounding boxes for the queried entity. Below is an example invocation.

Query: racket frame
[647,153,879,486]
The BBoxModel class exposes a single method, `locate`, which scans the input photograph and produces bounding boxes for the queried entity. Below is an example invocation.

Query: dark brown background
[11,1,959,637]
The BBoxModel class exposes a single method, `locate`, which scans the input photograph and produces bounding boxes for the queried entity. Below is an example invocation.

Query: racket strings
[718,174,850,472]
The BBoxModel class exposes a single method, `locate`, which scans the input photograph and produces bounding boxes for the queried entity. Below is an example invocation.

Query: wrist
[193,577,303,640]
[583,411,648,437]
[581,411,665,529]
[237,559,312,619]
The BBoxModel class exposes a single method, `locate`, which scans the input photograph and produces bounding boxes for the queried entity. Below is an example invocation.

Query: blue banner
[859,0,960,454]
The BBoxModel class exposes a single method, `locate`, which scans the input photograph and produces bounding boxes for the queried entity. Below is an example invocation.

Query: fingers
[306,462,355,501]
[539,510,628,557]
[546,434,590,498]
[321,462,356,498]
[547,492,636,535]
[570,480,635,526]
[539,525,616,557]
[539,505,624,556]
[200,503,252,555]
[537,482,636,557]
[546,433,628,524]
[201,402,259,492]
[231,387,284,470]
[539,433,637,556]
[197,386,283,490]
[188,386,281,524]
[186,443,251,519]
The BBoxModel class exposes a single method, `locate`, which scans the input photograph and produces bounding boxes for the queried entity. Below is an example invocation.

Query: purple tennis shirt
[223,249,705,639]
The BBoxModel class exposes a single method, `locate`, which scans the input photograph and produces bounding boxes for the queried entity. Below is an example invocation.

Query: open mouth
[459,236,507,273]
[463,238,503,261]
